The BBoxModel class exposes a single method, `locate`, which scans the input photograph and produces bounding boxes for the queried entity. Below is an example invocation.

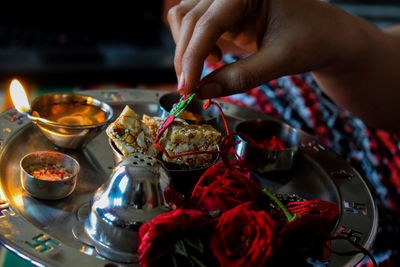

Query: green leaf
[174,238,209,267]
[174,239,189,258]
[189,254,208,267]
[182,237,204,254]
[210,210,221,218]
[171,254,179,267]
[263,187,296,222]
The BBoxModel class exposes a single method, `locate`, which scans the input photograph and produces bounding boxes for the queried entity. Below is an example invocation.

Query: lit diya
[10,79,113,149]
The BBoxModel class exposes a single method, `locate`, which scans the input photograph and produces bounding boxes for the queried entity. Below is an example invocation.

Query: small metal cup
[234,119,299,172]
[161,154,220,198]
[159,92,220,126]
[20,151,80,200]
[29,93,113,149]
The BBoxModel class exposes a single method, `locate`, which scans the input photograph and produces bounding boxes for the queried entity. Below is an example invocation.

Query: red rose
[210,202,280,267]
[138,209,212,267]
[191,161,267,213]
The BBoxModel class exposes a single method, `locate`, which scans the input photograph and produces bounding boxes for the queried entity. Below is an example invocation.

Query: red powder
[27,164,72,181]
[254,136,287,150]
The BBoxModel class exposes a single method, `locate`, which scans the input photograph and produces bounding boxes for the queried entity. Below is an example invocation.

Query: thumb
[196,46,288,99]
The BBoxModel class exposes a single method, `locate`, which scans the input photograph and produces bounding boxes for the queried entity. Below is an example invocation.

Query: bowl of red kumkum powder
[233,119,300,172]
[20,151,80,200]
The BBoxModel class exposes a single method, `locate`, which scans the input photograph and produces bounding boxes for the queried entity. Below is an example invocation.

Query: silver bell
[84,153,176,263]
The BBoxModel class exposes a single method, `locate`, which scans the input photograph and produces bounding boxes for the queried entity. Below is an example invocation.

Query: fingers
[169,0,268,94]
[168,0,200,44]
[196,45,288,99]
[175,0,255,94]
[174,0,213,77]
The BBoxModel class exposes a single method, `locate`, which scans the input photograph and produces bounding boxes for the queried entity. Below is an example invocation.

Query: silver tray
[0,89,377,267]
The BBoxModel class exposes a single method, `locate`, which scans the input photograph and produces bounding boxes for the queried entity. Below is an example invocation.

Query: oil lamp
[10,79,114,149]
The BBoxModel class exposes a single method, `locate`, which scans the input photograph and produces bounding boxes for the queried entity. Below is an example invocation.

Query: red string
[324,235,377,267]
[203,100,230,135]
[257,136,287,150]
[287,200,337,215]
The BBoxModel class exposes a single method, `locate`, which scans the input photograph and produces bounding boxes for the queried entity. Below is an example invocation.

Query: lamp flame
[10,79,31,113]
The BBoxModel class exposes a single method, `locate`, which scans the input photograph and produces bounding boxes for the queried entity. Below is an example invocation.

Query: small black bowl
[234,119,300,172]
[158,92,220,126]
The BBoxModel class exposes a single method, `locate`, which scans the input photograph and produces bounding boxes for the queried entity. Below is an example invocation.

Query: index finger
[179,0,249,94]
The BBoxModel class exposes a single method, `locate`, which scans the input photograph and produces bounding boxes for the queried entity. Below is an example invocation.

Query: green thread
[171,93,196,117]
[262,188,298,222]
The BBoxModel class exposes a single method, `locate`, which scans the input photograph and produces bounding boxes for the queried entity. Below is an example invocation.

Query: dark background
[0,1,176,88]
[0,0,398,89]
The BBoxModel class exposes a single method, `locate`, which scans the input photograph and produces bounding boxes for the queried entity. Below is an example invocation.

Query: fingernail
[198,82,222,99]
[177,72,186,92]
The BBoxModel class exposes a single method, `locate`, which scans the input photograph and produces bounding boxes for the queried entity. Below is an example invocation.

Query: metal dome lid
[84,153,176,263]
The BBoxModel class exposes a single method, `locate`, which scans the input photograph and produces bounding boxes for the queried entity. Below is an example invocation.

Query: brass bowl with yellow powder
[30,93,113,149]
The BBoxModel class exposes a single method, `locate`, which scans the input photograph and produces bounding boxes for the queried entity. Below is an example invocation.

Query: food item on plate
[177,110,203,122]
[106,106,159,157]
[149,119,221,167]
[142,114,164,135]
[107,106,221,167]
[142,114,186,136]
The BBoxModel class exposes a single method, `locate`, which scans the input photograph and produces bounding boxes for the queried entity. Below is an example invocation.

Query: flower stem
[262,188,297,222]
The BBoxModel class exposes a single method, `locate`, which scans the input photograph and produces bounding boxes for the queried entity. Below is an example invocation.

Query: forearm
[311,13,400,132]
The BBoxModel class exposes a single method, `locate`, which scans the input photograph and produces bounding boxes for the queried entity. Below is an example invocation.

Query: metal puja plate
[0,89,377,267]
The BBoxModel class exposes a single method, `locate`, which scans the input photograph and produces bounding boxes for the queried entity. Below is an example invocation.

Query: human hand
[168,0,352,99]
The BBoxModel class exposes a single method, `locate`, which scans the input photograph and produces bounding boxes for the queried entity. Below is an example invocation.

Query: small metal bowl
[158,92,220,126]
[29,93,113,149]
[20,151,80,200]
[161,156,220,198]
[234,119,300,172]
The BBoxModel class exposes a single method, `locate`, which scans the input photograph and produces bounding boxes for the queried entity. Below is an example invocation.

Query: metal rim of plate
[0,89,377,267]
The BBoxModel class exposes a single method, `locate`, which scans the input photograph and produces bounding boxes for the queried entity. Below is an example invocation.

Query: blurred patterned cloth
[205,54,400,266]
